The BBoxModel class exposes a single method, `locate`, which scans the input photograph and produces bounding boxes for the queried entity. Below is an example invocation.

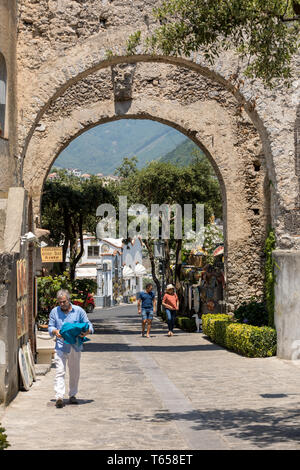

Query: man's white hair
[56,289,71,300]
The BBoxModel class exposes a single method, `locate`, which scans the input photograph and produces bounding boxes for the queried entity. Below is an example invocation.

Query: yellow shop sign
[41,247,63,263]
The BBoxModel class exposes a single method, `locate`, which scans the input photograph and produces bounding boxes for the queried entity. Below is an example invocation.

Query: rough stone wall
[0,0,18,190]
[17,0,156,71]
[0,0,297,308]
[45,67,114,119]
[14,0,299,251]
[0,138,10,193]
[0,253,19,405]
[21,58,268,310]
[0,0,296,401]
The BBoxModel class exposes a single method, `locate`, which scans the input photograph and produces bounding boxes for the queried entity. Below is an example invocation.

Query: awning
[123,265,135,278]
[102,238,124,249]
[213,245,224,257]
[35,228,50,239]
[75,267,97,278]
[134,263,147,276]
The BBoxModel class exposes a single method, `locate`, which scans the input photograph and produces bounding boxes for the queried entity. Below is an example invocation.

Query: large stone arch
[11,0,300,339]
[15,8,298,217]
[23,61,270,311]
[18,43,300,250]
[20,50,276,184]
[0,0,299,400]
[0,0,300,407]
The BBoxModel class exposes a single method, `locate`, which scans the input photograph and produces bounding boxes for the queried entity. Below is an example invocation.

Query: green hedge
[160,311,196,332]
[175,316,196,332]
[202,314,277,358]
[0,425,9,450]
[202,314,230,342]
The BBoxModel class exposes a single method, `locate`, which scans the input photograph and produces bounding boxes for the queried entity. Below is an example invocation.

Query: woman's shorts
[141,309,153,321]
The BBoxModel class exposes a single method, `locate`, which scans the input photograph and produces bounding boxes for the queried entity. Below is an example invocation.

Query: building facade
[74,235,146,306]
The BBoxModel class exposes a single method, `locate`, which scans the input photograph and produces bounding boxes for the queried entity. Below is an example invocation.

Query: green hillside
[159,138,205,166]
[54,120,186,175]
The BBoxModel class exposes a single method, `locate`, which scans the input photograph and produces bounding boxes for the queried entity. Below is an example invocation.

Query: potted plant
[36,272,72,328]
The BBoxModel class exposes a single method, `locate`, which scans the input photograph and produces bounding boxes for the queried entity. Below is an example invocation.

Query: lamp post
[154,239,165,260]
[154,239,166,308]
[95,259,104,308]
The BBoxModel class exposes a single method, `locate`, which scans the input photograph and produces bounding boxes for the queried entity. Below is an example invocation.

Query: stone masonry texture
[3,0,296,308]
[0,0,300,403]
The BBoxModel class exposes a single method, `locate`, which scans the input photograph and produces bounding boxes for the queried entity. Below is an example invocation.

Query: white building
[72,235,147,305]
[66,168,82,177]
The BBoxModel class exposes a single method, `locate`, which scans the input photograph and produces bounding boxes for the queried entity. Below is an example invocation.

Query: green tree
[114,156,138,179]
[147,0,300,87]
[41,170,117,280]
[116,153,222,311]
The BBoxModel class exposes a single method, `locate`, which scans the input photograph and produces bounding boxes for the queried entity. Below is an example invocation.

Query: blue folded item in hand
[60,322,91,347]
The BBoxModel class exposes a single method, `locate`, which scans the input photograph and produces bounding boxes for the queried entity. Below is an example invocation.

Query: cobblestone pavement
[2,305,300,450]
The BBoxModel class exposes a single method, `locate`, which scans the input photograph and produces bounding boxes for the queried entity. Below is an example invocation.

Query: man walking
[48,289,94,408]
[137,283,156,338]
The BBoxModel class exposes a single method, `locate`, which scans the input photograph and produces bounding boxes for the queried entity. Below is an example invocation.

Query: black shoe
[56,398,64,408]
[69,396,78,404]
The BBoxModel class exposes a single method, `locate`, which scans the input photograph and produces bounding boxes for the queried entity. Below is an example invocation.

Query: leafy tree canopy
[114,156,138,179]
[117,151,222,229]
[42,169,117,279]
[146,0,300,87]
[115,153,222,308]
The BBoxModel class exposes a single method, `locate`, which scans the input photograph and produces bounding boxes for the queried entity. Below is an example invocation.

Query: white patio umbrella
[134,263,147,276]
[122,265,135,279]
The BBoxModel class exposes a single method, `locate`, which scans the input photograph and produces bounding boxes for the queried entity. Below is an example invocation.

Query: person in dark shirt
[137,283,156,338]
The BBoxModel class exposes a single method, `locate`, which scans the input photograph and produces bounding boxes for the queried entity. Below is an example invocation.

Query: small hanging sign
[41,247,63,263]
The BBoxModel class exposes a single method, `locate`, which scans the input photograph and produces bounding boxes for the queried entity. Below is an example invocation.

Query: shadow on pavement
[84,342,221,353]
[91,319,197,336]
[49,399,95,406]
[127,406,300,448]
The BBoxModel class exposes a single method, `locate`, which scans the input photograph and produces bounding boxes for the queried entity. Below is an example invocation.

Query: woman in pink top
[162,284,179,337]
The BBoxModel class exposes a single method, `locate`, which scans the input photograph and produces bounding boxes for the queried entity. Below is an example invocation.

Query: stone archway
[23,61,270,312]
[1,0,300,406]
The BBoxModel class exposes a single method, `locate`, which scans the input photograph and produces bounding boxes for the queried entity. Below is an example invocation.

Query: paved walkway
[2,305,300,450]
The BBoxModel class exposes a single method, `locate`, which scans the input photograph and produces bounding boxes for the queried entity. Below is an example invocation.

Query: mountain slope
[159,138,204,166]
[54,120,187,175]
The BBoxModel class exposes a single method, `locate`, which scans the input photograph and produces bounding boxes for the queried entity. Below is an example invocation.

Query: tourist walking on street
[48,289,94,408]
[137,283,157,338]
[162,284,179,337]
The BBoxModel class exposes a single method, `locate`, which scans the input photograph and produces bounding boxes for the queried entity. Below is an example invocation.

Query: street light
[153,239,165,259]
[20,231,37,245]
[153,239,166,312]
[95,259,104,308]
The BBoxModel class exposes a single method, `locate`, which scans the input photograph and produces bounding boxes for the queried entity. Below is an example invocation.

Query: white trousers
[54,348,81,400]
